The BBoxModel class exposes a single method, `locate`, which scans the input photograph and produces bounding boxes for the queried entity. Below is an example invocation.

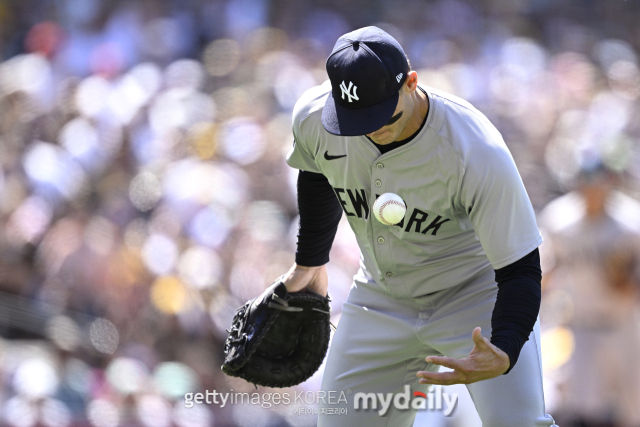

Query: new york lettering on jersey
[332,187,451,236]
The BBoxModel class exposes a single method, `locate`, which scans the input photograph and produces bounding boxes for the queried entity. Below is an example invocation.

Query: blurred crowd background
[0,0,640,426]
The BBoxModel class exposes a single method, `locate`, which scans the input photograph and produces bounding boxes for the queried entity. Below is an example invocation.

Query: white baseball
[372,193,406,225]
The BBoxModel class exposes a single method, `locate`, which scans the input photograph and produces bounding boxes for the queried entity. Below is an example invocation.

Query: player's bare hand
[281,263,328,297]
[416,327,510,385]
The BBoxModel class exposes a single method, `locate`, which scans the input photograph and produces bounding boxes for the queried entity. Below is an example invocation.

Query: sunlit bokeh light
[203,39,241,77]
[149,88,215,135]
[149,207,182,238]
[608,60,640,99]
[87,399,120,427]
[162,159,215,206]
[501,37,547,78]
[246,27,288,61]
[187,122,218,160]
[153,362,198,399]
[141,18,184,59]
[129,62,163,100]
[229,261,265,302]
[137,394,172,427]
[106,72,151,124]
[5,196,52,246]
[46,315,81,352]
[593,39,638,72]
[541,326,575,371]
[13,359,59,398]
[129,171,162,212]
[124,218,149,250]
[273,62,316,109]
[142,233,178,275]
[0,53,52,96]
[164,59,205,90]
[187,204,234,248]
[151,276,186,314]
[75,75,111,118]
[173,401,213,427]
[63,358,92,395]
[489,64,528,116]
[588,91,631,138]
[211,86,249,122]
[245,200,287,242]
[40,398,71,427]
[89,318,119,354]
[23,141,86,201]
[59,118,100,170]
[178,246,222,289]
[84,216,117,256]
[219,117,266,165]
[162,160,249,211]
[3,396,37,427]
[105,357,149,395]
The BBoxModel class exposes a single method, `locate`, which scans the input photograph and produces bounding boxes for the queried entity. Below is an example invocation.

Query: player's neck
[395,89,429,141]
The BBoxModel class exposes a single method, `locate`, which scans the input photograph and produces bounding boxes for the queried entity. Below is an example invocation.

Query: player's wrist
[282,263,328,295]
[293,263,326,270]
[490,339,514,374]
[493,346,511,375]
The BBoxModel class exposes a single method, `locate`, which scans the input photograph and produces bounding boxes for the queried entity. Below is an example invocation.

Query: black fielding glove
[222,278,332,387]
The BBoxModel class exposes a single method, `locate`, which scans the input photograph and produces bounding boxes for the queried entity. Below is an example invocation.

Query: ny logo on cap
[340,81,359,103]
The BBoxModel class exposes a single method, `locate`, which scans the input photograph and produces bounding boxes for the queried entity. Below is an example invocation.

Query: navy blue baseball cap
[322,26,410,136]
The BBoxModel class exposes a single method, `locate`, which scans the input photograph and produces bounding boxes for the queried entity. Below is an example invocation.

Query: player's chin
[369,131,393,144]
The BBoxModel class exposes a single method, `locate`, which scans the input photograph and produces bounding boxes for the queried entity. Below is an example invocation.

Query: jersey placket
[369,159,401,293]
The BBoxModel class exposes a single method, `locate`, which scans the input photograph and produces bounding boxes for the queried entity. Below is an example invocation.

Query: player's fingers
[416,370,463,385]
[425,356,465,371]
[471,327,489,348]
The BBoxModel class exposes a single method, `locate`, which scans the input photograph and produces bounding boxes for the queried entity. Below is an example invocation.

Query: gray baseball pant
[318,266,556,427]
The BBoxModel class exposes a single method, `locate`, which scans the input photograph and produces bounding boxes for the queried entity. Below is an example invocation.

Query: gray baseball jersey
[287,81,542,299]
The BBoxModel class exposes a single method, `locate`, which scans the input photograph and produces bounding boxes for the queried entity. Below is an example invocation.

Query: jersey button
[377,237,385,244]
[375,180,382,187]
[385,271,394,278]
[376,163,384,169]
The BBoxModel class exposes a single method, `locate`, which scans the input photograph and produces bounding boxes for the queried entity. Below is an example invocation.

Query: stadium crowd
[0,0,639,426]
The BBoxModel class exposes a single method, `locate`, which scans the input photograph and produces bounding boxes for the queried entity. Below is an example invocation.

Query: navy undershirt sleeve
[490,248,542,374]
[295,170,343,266]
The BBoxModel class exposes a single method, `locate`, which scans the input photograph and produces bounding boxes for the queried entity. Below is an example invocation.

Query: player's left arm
[418,117,542,385]
[417,249,541,384]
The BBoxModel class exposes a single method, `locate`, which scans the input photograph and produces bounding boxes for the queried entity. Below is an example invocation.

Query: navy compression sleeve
[490,248,542,374]
[295,170,343,266]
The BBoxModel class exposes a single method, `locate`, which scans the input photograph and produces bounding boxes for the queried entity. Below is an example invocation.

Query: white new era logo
[340,81,359,102]
[396,73,403,83]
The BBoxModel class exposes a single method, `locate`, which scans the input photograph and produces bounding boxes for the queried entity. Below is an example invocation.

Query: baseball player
[282,26,556,426]
[539,163,640,427]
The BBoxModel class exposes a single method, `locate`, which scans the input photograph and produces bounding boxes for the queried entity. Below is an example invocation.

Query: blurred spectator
[539,162,640,427]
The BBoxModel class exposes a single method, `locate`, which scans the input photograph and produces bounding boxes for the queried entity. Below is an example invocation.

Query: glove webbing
[268,290,335,329]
